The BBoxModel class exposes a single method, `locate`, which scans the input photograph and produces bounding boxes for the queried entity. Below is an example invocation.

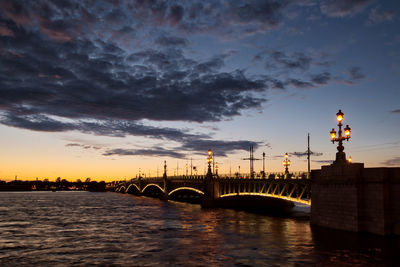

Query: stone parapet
[311,163,400,235]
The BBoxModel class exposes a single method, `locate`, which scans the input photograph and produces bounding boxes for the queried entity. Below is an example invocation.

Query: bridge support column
[311,162,400,235]
[201,169,220,208]
[160,160,169,201]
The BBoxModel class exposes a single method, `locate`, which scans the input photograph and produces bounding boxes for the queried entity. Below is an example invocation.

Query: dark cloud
[104,139,262,159]
[269,78,285,90]
[320,0,372,18]
[0,19,267,127]
[168,4,184,25]
[311,72,331,85]
[313,159,334,164]
[66,143,81,147]
[291,151,323,157]
[390,109,400,113]
[180,139,262,157]
[269,50,312,71]
[348,66,365,81]
[381,157,400,166]
[0,112,201,141]
[66,143,92,149]
[287,78,314,89]
[103,148,186,158]
[348,66,365,80]
[155,35,188,47]
[228,0,286,27]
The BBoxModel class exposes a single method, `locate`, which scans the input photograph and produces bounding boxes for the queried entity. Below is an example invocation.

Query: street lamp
[330,109,352,163]
[207,149,213,175]
[283,153,291,174]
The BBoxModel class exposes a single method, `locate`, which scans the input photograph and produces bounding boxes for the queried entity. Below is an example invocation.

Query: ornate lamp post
[207,149,213,175]
[330,109,352,163]
[283,153,291,174]
[262,152,266,178]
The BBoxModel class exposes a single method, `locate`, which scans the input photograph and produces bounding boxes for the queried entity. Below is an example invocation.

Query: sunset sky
[0,0,399,181]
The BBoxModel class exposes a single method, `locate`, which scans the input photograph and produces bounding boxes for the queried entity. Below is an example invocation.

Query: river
[0,191,398,266]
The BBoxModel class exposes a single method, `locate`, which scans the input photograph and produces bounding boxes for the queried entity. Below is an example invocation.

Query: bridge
[115,163,311,208]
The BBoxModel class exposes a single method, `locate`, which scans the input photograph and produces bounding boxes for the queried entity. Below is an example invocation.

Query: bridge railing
[215,172,310,180]
[115,172,310,183]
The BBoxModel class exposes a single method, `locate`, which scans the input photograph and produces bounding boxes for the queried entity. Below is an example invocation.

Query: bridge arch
[142,183,165,194]
[168,187,204,196]
[126,183,140,194]
[117,186,126,193]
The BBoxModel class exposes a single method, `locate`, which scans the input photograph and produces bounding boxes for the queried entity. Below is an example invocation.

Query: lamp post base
[334,151,347,164]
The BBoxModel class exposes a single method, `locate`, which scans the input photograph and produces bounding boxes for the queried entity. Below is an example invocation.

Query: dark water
[0,192,398,266]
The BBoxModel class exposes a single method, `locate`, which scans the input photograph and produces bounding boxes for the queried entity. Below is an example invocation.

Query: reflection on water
[0,191,398,266]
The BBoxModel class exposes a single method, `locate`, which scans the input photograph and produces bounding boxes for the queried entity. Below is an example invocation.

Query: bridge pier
[201,170,220,208]
[161,165,169,201]
[311,162,400,235]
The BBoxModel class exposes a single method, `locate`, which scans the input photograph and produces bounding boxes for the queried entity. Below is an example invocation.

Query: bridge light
[336,109,344,122]
[330,128,336,141]
[283,153,290,174]
[344,125,351,138]
[207,149,213,175]
[330,110,352,163]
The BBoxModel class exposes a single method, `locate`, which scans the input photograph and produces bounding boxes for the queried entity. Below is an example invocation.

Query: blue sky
[0,0,399,180]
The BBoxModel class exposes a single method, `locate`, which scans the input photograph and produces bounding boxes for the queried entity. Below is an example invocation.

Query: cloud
[287,78,314,89]
[390,109,400,114]
[313,159,333,164]
[311,72,331,85]
[0,18,267,127]
[381,157,400,166]
[228,0,286,27]
[368,7,395,24]
[336,66,366,85]
[155,35,188,47]
[103,148,186,158]
[0,22,14,37]
[66,143,95,149]
[168,4,184,25]
[180,139,263,157]
[66,143,81,147]
[291,151,323,157]
[269,50,312,71]
[104,139,263,159]
[0,1,277,158]
[348,66,365,81]
[320,0,372,18]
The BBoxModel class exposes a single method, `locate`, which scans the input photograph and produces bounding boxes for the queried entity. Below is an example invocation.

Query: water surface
[0,191,398,266]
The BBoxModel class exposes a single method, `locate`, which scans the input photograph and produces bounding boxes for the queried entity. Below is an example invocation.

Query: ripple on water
[0,191,398,266]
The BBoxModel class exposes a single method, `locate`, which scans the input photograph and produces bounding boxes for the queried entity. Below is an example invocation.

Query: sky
[0,0,399,181]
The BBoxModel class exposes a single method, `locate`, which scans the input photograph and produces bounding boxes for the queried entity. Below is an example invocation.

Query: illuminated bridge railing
[116,172,311,205]
[217,176,311,205]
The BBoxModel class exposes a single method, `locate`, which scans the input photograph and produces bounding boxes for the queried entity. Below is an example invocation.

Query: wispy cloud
[381,157,400,166]
[320,0,372,18]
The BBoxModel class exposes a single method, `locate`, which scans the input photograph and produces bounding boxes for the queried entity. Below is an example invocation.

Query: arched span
[141,183,165,194]
[126,183,140,193]
[118,186,126,193]
[219,192,311,205]
[168,187,204,196]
